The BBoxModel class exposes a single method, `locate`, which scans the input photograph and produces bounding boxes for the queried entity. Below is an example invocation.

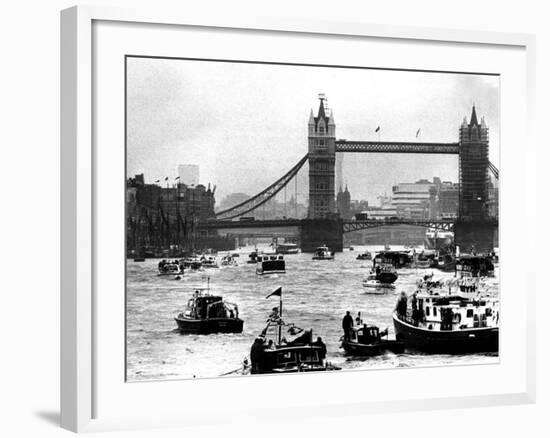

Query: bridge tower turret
[307,94,336,218]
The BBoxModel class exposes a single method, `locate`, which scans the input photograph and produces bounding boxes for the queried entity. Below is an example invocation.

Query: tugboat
[341,312,404,356]
[256,254,286,275]
[158,259,183,276]
[392,287,499,353]
[312,245,334,260]
[249,287,340,374]
[356,250,372,261]
[174,279,244,334]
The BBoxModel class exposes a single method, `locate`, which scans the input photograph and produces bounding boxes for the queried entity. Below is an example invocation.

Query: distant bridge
[200,218,457,237]
[343,219,455,233]
[200,219,302,239]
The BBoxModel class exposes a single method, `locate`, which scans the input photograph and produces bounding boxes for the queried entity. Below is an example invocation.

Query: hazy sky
[126,57,499,205]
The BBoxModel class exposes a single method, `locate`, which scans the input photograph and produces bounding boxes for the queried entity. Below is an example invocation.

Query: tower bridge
[204,95,499,253]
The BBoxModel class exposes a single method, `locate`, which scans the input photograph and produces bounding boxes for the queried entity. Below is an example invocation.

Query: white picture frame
[61,5,536,433]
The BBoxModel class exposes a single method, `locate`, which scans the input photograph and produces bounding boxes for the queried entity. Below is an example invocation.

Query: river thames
[126,244,499,382]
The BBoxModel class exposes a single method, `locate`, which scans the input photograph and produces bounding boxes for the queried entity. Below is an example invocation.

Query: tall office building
[177,164,200,186]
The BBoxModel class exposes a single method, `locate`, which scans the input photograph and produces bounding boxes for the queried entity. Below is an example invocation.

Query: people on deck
[250,337,264,374]
[313,337,327,360]
[395,291,408,318]
[342,311,354,342]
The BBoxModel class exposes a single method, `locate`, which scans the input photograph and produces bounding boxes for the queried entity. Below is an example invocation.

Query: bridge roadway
[200,218,457,237]
[335,140,460,154]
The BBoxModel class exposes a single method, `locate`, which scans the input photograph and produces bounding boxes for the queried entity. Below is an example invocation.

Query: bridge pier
[454,220,497,254]
[300,218,343,253]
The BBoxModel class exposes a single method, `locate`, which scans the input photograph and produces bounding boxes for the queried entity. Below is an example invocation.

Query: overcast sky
[126,57,499,205]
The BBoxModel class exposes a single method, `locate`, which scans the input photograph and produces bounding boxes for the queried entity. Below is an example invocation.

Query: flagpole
[278,288,283,345]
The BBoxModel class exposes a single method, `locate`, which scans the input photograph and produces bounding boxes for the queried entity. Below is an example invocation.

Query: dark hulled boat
[455,254,495,277]
[174,286,243,335]
[342,324,404,356]
[374,250,413,269]
[371,258,398,284]
[393,289,499,353]
[356,250,372,260]
[249,287,340,374]
[393,314,498,353]
[256,254,286,275]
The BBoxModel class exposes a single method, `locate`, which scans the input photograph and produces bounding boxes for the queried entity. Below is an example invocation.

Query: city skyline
[127,57,499,205]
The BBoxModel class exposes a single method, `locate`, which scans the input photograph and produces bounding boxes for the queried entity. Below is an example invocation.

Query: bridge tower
[302,95,343,252]
[458,106,489,220]
[307,94,336,218]
[456,106,495,252]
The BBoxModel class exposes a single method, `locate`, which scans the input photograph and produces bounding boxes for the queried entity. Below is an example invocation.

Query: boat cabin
[374,251,413,268]
[414,293,499,331]
[256,254,286,275]
[349,325,386,344]
[182,290,239,320]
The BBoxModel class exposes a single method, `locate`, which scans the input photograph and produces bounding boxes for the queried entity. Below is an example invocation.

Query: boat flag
[164,176,169,181]
[266,287,282,299]
[375,126,380,133]
[175,176,180,180]
[154,179,160,183]
[416,128,421,138]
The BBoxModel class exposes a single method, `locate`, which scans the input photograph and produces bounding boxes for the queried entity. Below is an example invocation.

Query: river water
[126,245,499,381]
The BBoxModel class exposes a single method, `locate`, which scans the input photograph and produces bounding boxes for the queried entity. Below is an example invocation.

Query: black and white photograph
[125,56,500,381]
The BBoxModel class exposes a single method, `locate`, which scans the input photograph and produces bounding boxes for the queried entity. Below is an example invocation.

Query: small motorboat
[249,287,340,374]
[180,256,203,271]
[412,252,432,269]
[371,260,398,284]
[312,245,334,260]
[256,254,286,275]
[455,254,495,277]
[200,255,219,269]
[275,243,300,255]
[174,282,244,334]
[356,250,372,261]
[342,322,404,356]
[221,253,238,267]
[362,273,395,293]
[157,259,183,276]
